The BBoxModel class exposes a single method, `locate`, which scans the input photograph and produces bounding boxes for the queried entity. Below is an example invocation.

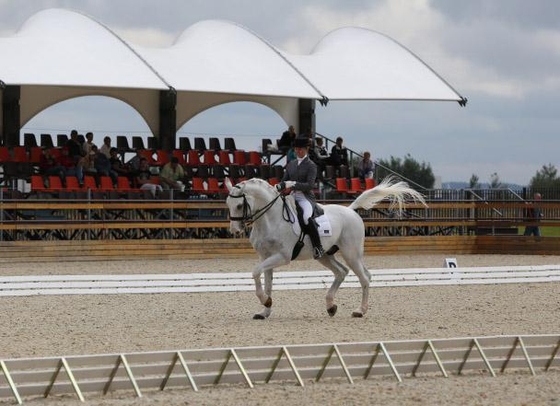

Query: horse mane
[348,176,427,213]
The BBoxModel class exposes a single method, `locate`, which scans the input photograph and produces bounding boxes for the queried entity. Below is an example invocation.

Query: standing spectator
[135,157,162,196]
[357,151,375,181]
[159,156,186,191]
[99,136,112,159]
[330,136,348,167]
[524,193,543,236]
[82,132,96,156]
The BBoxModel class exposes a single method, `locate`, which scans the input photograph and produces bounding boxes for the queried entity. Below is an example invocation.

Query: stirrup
[313,246,325,259]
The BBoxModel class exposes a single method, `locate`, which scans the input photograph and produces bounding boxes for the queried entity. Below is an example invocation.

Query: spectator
[59,147,80,181]
[126,150,143,174]
[99,136,112,159]
[76,151,97,184]
[82,132,96,156]
[135,157,162,196]
[39,148,65,178]
[357,151,375,181]
[524,193,543,236]
[277,125,297,153]
[313,137,330,175]
[93,145,118,185]
[159,156,186,191]
[109,147,133,179]
[330,136,348,167]
[65,129,83,163]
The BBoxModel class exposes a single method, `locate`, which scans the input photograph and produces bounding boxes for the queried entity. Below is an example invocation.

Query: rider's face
[294,146,307,158]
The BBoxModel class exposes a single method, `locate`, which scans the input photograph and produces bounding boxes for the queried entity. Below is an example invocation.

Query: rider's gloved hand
[275,182,285,191]
[284,181,296,189]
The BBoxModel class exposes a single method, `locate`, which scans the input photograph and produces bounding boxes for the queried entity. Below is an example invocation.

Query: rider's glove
[275,182,285,191]
[284,181,296,189]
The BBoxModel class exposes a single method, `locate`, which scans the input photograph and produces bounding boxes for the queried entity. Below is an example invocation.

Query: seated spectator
[135,157,162,196]
[59,147,80,181]
[38,148,65,179]
[76,151,97,184]
[159,156,186,191]
[109,147,133,179]
[93,145,118,185]
[126,150,143,174]
[277,125,296,153]
[99,136,112,159]
[65,129,84,163]
[313,137,330,176]
[357,151,375,181]
[330,136,348,167]
[82,132,96,156]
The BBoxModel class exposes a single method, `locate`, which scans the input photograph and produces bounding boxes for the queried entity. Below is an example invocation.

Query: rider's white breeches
[293,191,312,225]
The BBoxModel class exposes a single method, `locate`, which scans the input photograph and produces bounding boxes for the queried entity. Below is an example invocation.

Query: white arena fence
[1,265,560,296]
[0,334,559,404]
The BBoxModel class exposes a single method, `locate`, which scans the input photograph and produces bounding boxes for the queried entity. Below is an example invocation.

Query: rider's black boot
[307,217,325,259]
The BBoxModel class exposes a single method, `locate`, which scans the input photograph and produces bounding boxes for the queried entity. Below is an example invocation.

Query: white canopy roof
[0,9,465,136]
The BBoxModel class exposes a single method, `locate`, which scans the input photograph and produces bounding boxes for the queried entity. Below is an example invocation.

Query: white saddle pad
[288,205,332,237]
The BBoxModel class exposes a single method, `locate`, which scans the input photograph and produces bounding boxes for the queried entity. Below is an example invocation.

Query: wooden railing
[1,198,560,259]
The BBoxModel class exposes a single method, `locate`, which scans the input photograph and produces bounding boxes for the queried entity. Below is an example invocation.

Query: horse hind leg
[344,256,371,318]
[318,255,350,317]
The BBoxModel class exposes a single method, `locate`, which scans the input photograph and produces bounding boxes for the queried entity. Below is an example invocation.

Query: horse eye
[236,204,243,210]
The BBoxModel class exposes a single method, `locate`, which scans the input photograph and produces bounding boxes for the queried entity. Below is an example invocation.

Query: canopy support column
[2,84,20,147]
[298,98,315,135]
[159,88,176,151]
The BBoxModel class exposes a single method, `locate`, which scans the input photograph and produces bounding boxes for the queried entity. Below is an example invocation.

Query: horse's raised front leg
[252,253,289,320]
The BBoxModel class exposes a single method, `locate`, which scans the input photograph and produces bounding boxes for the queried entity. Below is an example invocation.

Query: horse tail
[347,176,427,213]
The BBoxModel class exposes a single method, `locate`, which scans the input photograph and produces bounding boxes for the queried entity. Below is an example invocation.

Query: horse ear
[224,177,233,192]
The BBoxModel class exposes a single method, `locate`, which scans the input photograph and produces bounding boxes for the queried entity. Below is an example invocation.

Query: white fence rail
[1,265,560,296]
[1,334,559,404]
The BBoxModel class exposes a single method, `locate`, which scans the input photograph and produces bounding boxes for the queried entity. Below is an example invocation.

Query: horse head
[225,178,279,233]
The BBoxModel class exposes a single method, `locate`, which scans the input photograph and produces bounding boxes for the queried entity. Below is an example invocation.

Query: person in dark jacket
[276,136,325,259]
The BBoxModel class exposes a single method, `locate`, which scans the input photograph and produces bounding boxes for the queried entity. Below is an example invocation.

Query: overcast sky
[2,0,559,185]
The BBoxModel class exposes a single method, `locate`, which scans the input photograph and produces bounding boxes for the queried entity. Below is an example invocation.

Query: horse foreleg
[252,254,288,319]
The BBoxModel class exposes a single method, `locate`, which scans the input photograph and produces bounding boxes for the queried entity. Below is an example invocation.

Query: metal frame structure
[0,335,558,404]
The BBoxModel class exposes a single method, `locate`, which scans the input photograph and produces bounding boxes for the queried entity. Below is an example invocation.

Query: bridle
[228,184,292,227]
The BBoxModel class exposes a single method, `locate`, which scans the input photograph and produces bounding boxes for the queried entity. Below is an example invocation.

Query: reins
[228,184,293,227]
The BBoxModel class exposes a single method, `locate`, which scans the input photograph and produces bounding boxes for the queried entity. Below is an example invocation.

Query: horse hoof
[253,314,266,320]
[327,305,338,317]
[264,297,273,308]
[351,311,364,318]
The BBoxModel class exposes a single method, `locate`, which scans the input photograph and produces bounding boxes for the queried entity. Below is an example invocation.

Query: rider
[276,135,325,259]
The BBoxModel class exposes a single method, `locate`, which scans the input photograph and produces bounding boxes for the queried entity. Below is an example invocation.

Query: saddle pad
[290,211,333,237]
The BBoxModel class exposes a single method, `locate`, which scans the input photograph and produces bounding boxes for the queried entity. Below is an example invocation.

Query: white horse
[225,177,426,319]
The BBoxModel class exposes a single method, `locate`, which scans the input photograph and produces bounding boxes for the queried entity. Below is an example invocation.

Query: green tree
[529,163,560,190]
[377,153,435,189]
[469,174,480,189]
